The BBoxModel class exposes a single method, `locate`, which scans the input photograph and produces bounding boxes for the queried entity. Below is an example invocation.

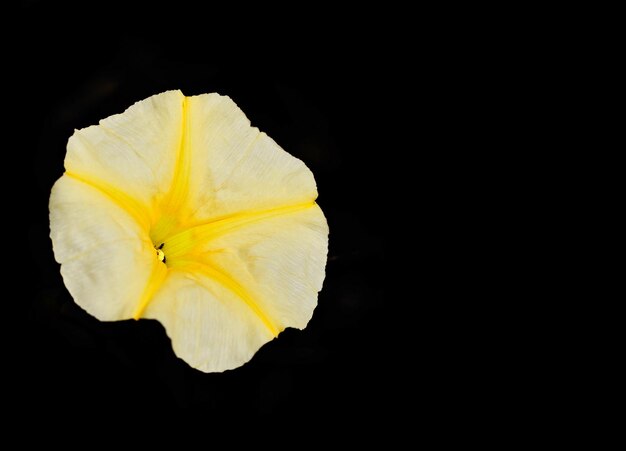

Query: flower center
[155,242,166,264]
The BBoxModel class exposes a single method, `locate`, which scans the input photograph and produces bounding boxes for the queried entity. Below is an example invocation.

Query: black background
[16,4,398,417]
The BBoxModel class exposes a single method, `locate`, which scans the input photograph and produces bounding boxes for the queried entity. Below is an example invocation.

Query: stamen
[155,243,166,263]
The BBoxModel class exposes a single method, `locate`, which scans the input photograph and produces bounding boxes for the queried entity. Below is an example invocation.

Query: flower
[49,91,329,372]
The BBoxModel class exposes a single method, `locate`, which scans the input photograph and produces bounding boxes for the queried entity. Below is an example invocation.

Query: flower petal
[144,270,275,373]
[195,204,329,330]
[64,90,185,229]
[49,175,160,321]
[144,204,328,372]
[183,94,319,223]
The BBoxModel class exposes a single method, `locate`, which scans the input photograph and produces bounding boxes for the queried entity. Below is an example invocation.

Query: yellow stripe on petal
[151,97,193,245]
[132,258,168,320]
[168,260,279,337]
[65,171,151,231]
[64,90,185,227]
[142,270,276,373]
[163,201,316,261]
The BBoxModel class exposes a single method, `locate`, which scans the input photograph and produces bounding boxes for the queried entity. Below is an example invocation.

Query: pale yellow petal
[49,176,161,321]
[194,204,329,331]
[143,270,275,373]
[64,90,184,229]
[146,203,328,372]
[182,94,318,223]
